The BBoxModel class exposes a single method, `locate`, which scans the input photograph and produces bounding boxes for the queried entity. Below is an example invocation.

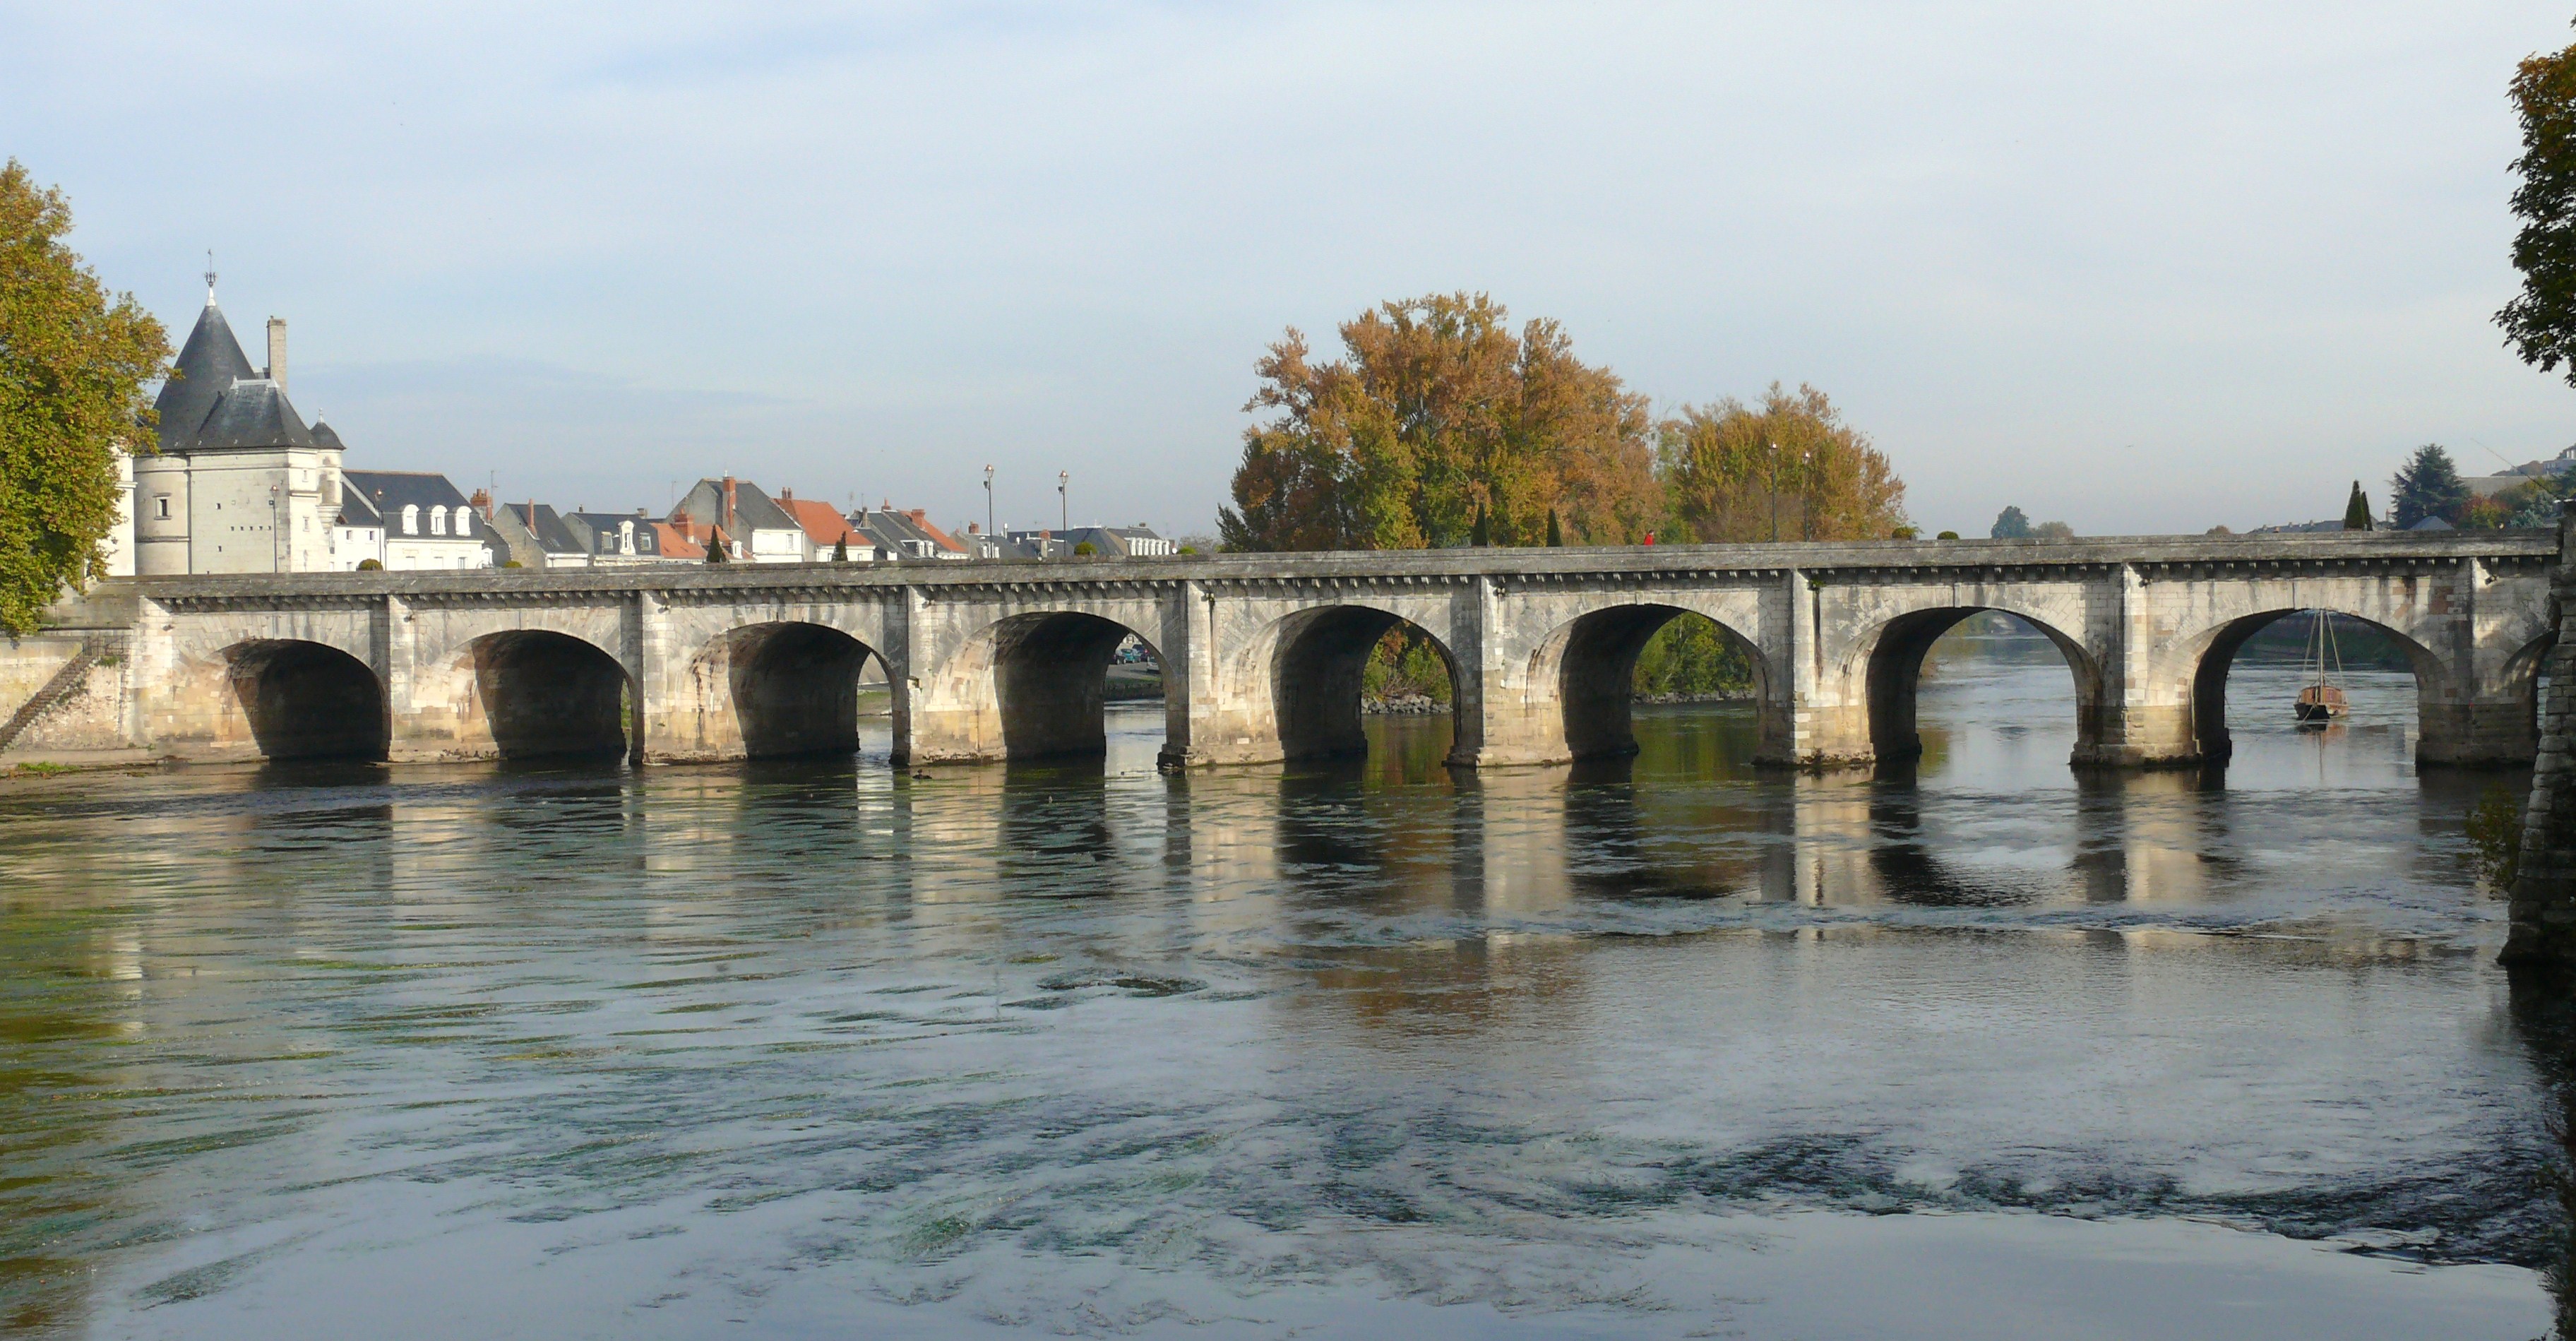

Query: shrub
[355,559,383,571]
[1073,541,1097,556]
[1936,530,1960,540]
[2468,783,2527,890]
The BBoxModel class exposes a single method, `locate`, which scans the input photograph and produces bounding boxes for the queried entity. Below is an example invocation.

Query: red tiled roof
[652,521,706,559]
[778,496,854,547]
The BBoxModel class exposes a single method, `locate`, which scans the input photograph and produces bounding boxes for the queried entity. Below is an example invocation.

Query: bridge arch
[915,610,1163,761]
[1859,606,2104,764]
[681,621,886,759]
[213,638,388,761]
[1527,603,1770,760]
[419,629,637,762]
[2185,609,2448,762]
[1248,603,1461,761]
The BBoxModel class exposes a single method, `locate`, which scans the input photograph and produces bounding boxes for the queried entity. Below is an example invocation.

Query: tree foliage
[1990,506,2032,539]
[1658,383,1907,543]
[1633,615,1754,698]
[2342,482,2373,530]
[2390,444,2470,529]
[2501,32,2576,384]
[1361,626,1453,705]
[0,160,169,633]
[1218,293,1660,552]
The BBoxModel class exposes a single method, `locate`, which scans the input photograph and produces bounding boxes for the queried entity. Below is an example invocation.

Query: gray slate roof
[191,380,316,451]
[343,470,472,520]
[566,512,674,559]
[672,479,798,534]
[153,300,262,453]
[503,503,586,555]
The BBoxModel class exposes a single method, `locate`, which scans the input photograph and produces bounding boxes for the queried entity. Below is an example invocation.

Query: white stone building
[136,283,489,574]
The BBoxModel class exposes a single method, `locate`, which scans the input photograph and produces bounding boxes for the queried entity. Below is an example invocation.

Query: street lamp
[982,464,995,557]
[269,483,280,572]
[1766,442,1781,543]
[1058,470,1068,538]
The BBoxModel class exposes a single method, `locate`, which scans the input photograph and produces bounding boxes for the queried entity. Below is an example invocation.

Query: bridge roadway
[27,521,2565,775]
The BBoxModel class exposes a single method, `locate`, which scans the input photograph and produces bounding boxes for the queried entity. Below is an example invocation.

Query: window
[454,509,472,536]
[431,507,448,537]
[154,496,169,519]
[402,504,419,535]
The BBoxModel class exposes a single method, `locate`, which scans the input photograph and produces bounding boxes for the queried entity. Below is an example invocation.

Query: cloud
[11,0,2570,535]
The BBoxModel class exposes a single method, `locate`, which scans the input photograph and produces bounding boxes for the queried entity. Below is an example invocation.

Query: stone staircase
[0,641,101,755]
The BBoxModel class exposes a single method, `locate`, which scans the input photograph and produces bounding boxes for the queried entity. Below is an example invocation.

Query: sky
[7,1,2575,539]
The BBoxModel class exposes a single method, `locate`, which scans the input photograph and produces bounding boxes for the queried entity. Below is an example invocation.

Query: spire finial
[203,250,217,302]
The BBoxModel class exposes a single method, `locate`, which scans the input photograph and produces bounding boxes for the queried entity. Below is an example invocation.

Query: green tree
[1632,615,1753,698]
[1469,502,1490,547]
[2032,520,2075,540]
[705,526,730,563]
[1218,293,1659,552]
[0,161,169,633]
[2390,444,2470,528]
[1990,506,2033,539]
[1546,508,1563,547]
[2501,32,2576,383]
[1658,383,1907,542]
[2342,481,2373,530]
[831,534,849,561]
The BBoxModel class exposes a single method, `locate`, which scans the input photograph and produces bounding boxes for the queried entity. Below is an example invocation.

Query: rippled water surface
[1,628,2562,1339]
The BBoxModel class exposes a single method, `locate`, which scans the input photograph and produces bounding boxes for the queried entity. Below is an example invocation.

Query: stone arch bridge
[41,524,2565,775]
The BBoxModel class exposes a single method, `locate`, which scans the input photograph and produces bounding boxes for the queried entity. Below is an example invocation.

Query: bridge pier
[2506,505,2576,965]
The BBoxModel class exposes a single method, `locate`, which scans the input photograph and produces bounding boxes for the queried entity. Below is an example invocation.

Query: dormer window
[453,508,472,536]
[402,504,419,535]
[431,506,449,536]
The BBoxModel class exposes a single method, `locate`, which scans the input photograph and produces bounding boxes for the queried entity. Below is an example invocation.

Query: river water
[0,625,2563,1339]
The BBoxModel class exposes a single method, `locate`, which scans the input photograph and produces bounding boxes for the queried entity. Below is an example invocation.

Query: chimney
[967,523,980,534]
[722,477,737,532]
[469,488,491,516]
[266,318,287,391]
[780,487,792,502]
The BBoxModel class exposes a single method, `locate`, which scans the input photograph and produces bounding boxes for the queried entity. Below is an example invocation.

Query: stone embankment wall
[2508,503,2576,965]
[0,632,137,761]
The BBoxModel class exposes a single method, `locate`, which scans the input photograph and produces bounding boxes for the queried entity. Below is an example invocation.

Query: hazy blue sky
[9,1,2575,537]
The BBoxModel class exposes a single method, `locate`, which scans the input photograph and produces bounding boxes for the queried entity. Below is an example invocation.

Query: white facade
[374,499,491,571]
[136,434,343,576]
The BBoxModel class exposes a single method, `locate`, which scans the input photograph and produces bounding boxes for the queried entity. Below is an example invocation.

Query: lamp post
[269,483,281,572]
[1058,470,1068,538]
[1799,447,1813,542]
[982,464,995,558]
[1766,443,1781,543]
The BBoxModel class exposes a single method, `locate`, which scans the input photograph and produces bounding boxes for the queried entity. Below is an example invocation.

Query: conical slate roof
[153,299,261,453]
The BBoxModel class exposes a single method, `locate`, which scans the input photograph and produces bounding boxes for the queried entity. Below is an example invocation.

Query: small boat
[2293,610,2347,725]
[2294,683,2348,722]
